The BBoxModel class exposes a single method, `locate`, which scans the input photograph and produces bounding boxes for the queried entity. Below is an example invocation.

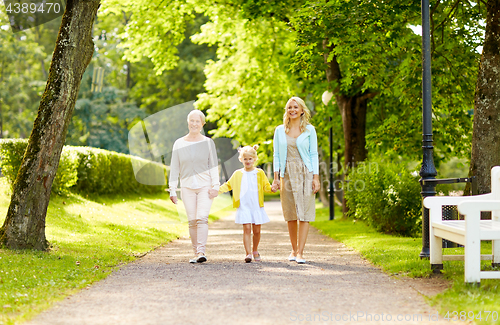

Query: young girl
[219,145,276,262]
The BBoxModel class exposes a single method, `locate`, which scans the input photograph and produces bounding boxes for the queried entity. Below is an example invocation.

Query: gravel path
[25,201,462,325]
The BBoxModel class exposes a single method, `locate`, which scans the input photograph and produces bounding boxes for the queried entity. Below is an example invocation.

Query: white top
[168,137,220,196]
[235,169,270,225]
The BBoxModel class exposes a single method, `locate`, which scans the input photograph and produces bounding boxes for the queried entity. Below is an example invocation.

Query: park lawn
[0,178,232,325]
[312,207,500,325]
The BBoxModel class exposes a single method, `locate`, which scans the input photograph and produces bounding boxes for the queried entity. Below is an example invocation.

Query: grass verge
[312,207,500,325]
[0,179,232,325]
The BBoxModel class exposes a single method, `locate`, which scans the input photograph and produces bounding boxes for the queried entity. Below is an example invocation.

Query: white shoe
[189,256,197,263]
[197,254,207,263]
[296,258,306,264]
[288,253,297,261]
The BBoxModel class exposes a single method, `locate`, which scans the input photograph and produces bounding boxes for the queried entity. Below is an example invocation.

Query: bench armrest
[458,200,500,221]
[424,194,493,224]
[423,193,493,210]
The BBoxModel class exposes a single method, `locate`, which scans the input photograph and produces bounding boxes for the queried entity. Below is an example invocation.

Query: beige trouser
[181,186,213,255]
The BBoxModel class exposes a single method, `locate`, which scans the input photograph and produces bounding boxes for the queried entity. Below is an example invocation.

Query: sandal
[253,251,261,262]
[244,254,252,263]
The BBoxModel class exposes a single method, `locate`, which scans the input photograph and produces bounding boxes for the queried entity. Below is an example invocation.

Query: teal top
[273,124,319,178]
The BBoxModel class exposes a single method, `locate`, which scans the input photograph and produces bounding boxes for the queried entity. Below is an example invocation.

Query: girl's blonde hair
[238,145,259,162]
[283,97,311,133]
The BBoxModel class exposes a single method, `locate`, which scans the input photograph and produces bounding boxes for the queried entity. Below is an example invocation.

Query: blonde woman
[169,110,219,263]
[272,97,320,264]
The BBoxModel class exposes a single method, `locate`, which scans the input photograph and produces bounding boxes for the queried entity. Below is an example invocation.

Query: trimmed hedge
[0,139,28,186]
[0,139,167,195]
[344,160,422,237]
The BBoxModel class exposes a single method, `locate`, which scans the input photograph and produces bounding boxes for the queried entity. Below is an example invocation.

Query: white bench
[423,166,500,284]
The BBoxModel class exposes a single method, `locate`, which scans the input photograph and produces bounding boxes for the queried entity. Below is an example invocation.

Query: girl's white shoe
[245,254,252,263]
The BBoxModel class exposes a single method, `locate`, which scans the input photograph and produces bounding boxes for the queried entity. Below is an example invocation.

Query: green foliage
[101,0,200,75]
[0,12,47,139]
[435,157,469,194]
[0,139,28,185]
[193,6,300,162]
[345,160,422,237]
[67,86,145,153]
[51,148,79,195]
[71,146,167,195]
[0,139,167,195]
[115,0,483,168]
[290,0,480,162]
[126,14,217,115]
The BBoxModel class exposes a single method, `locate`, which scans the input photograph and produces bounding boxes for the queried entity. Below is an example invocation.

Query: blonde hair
[283,97,311,133]
[238,145,259,162]
[187,109,206,124]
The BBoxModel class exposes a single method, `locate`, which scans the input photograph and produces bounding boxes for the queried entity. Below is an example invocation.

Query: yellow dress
[280,134,315,222]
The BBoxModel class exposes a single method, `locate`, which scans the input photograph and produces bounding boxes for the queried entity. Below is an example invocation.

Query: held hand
[170,196,178,204]
[272,179,280,192]
[208,189,219,199]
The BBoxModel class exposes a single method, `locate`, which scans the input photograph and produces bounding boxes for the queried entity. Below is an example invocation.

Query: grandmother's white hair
[187,109,206,124]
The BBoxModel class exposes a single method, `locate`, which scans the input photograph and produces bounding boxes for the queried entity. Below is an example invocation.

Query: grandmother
[169,109,219,263]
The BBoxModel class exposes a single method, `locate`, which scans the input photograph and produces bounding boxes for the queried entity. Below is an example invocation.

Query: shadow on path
[26,201,460,325]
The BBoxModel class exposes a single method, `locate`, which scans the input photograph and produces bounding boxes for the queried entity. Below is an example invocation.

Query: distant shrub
[345,160,422,237]
[70,146,167,195]
[52,147,79,194]
[0,139,28,186]
[0,139,167,195]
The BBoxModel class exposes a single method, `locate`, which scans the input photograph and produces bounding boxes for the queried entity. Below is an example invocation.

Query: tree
[0,0,101,250]
[111,0,483,204]
[290,0,481,165]
[467,0,500,194]
[193,5,300,159]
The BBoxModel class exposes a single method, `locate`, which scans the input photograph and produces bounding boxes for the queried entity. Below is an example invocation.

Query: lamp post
[322,91,335,220]
[419,0,437,259]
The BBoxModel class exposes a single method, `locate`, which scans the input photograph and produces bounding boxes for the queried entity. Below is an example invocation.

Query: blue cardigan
[273,124,319,178]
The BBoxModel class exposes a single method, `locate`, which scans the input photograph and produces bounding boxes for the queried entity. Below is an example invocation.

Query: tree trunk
[126,61,132,89]
[0,100,3,139]
[0,65,3,138]
[467,0,500,195]
[318,148,329,207]
[323,39,374,213]
[336,93,370,213]
[337,94,369,168]
[334,151,343,204]
[0,0,101,250]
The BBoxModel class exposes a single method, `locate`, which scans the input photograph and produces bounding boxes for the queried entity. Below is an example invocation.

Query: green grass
[264,192,281,201]
[0,179,232,325]
[312,207,500,325]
